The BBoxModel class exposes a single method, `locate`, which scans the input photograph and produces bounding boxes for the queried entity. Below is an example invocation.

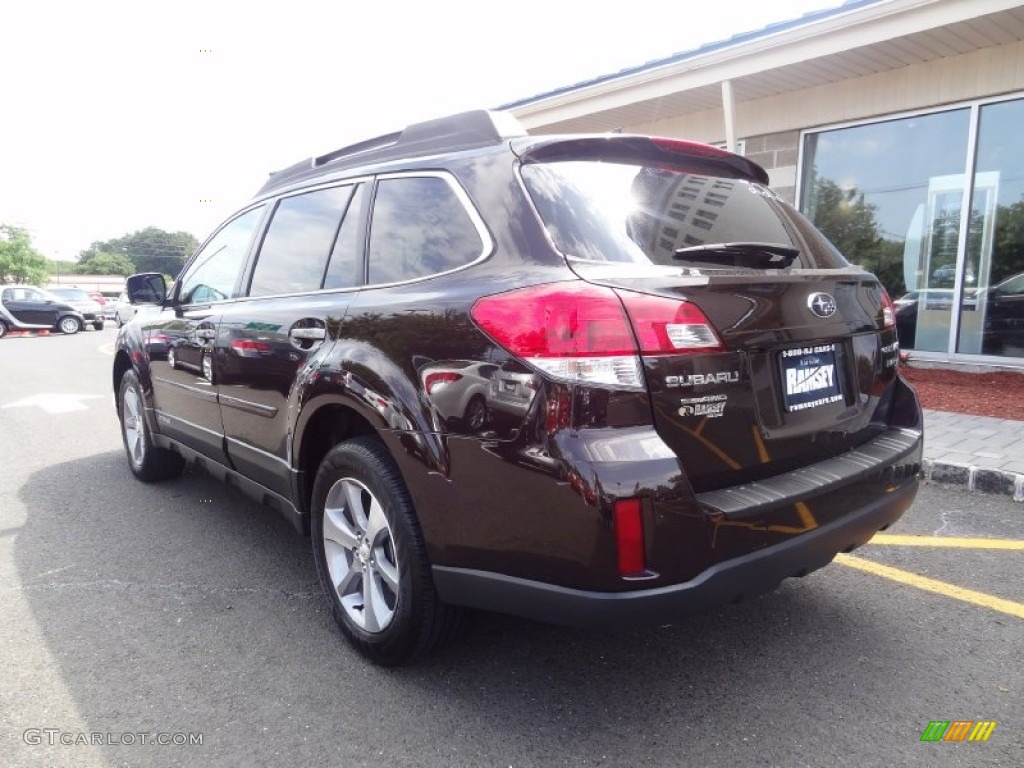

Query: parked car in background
[418,360,498,431]
[982,272,1024,354]
[112,110,922,665]
[114,292,132,326]
[45,287,105,330]
[0,285,86,337]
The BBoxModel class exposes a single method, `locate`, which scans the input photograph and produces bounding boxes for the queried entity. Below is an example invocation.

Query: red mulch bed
[900,364,1024,421]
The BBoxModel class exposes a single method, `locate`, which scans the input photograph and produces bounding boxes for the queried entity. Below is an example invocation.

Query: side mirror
[126,273,167,305]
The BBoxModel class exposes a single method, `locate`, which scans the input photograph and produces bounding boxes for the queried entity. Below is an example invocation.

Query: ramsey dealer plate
[779,344,843,412]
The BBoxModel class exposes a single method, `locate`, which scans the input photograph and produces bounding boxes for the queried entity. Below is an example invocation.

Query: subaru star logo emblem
[808,292,837,318]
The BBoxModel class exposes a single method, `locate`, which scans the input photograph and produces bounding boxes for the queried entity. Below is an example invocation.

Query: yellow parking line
[834,554,1024,620]
[869,534,1024,550]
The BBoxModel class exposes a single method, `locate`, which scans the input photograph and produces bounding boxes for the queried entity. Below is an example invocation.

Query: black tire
[463,395,487,431]
[311,436,461,666]
[116,313,125,328]
[58,315,82,335]
[118,369,185,482]
[0,320,7,339]
[93,320,105,331]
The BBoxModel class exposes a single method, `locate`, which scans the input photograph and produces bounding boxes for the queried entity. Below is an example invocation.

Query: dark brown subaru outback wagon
[113,110,923,665]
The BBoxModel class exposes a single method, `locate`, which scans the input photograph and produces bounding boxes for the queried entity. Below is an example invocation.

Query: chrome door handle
[289,327,326,341]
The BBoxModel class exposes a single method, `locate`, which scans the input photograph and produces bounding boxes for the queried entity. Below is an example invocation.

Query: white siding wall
[624,40,1024,141]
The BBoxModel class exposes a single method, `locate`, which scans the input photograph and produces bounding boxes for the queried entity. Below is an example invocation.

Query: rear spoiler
[512,135,770,185]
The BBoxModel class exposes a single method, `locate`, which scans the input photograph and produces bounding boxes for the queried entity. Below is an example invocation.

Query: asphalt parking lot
[1,330,1021,767]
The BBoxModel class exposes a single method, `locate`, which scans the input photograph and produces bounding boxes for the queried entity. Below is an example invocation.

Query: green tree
[992,199,1024,284]
[48,259,78,275]
[807,177,907,296]
[79,227,199,277]
[0,225,50,285]
[74,251,137,276]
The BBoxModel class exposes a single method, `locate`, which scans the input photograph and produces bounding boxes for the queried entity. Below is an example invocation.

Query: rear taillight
[230,339,271,357]
[617,292,724,354]
[881,289,896,329]
[424,371,463,394]
[471,282,724,389]
[471,282,642,388]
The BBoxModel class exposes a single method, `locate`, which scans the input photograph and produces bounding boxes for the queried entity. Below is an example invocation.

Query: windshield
[521,160,850,271]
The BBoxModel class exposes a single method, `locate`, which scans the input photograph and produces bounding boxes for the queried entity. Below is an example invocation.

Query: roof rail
[258,110,526,196]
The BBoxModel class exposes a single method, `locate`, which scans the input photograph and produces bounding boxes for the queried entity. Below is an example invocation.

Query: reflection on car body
[420,360,499,433]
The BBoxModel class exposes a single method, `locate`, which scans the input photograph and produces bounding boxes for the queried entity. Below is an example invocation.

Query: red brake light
[651,137,731,159]
[230,339,271,357]
[471,282,643,389]
[614,498,645,576]
[617,291,724,354]
[471,282,636,358]
[471,282,725,389]
[424,371,463,394]
[881,289,896,329]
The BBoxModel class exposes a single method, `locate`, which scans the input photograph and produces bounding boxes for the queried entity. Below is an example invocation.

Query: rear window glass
[521,161,849,270]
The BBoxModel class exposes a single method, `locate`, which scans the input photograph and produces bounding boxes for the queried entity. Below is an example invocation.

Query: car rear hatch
[516,136,904,495]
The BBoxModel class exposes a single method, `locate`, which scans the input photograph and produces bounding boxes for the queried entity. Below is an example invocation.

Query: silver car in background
[45,287,105,330]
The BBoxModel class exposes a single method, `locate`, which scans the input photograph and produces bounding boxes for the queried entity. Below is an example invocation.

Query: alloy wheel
[321,477,400,633]
[122,386,145,468]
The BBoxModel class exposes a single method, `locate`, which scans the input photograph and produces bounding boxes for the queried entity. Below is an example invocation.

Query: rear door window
[368,175,487,285]
[249,185,355,297]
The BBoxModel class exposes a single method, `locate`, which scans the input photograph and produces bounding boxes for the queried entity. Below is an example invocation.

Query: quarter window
[368,176,484,284]
[249,186,354,297]
[323,184,367,290]
[178,206,265,305]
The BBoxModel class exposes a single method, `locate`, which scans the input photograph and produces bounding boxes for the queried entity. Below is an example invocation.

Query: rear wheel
[58,316,82,335]
[0,320,7,339]
[93,319,105,331]
[311,436,460,666]
[463,395,487,431]
[118,369,184,481]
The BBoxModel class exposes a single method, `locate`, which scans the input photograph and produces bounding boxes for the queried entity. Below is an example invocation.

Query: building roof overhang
[505,0,1024,132]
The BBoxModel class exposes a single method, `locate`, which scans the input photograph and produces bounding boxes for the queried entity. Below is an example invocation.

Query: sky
[0,0,842,261]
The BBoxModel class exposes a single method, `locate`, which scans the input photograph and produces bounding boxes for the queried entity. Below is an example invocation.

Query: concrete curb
[922,459,1024,502]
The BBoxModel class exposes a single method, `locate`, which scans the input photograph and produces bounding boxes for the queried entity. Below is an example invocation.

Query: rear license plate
[502,381,516,393]
[779,344,843,412]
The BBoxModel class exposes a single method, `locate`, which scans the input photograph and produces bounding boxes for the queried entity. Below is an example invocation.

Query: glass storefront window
[801,109,971,353]
[957,99,1024,357]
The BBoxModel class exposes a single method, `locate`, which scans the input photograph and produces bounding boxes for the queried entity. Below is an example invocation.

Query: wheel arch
[293,399,381,520]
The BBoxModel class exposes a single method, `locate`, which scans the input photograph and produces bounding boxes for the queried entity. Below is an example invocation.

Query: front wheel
[58,316,82,335]
[311,436,461,666]
[118,369,185,481]
[0,320,7,339]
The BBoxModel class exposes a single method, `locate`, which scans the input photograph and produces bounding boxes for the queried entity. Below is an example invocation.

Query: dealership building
[504,0,1024,368]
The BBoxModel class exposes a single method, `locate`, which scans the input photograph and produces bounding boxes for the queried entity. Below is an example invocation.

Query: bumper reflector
[614,499,645,576]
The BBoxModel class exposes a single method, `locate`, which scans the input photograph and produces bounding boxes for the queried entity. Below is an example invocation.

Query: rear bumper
[433,478,917,628]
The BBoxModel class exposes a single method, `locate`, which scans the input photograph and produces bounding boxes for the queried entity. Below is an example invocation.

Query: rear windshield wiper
[672,242,800,269]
